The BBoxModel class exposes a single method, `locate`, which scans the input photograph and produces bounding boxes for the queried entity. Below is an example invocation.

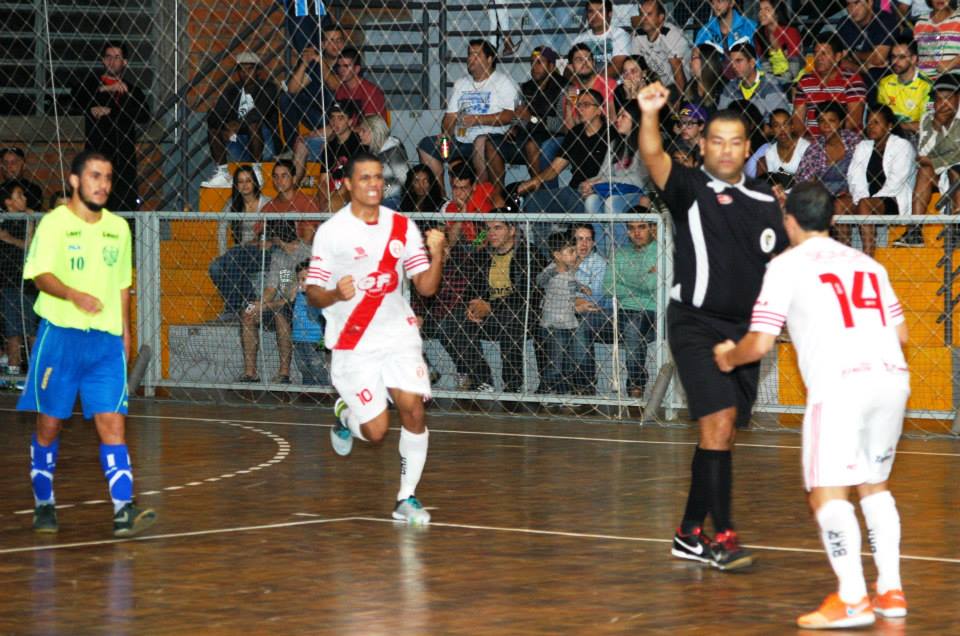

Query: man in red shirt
[333,47,387,120]
[259,159,318,243]
[793,33,866,136]
[442,164,500,243]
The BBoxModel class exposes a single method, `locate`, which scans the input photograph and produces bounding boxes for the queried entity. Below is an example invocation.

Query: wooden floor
[0,397,957,635]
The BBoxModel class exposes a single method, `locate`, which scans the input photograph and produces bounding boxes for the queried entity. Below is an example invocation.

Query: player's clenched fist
[713,339,736,373]
[424,228,447,256]
[335,275,356,301]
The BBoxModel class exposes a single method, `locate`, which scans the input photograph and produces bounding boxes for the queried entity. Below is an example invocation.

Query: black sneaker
[710,530,753,571]
[33,504,58,533]
[113,502,158,538]
[671,526,712,564]
[892,226,924,247]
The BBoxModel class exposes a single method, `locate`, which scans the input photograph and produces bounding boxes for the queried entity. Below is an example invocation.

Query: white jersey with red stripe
[749,236,908,395]
[306,204,430,352]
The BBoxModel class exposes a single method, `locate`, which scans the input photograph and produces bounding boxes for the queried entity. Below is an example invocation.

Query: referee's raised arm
[636,82,673,191]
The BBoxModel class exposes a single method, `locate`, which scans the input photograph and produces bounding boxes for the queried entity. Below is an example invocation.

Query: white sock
[860,490,902,594]
[341,406,367,442]
[396,427,429,502]
[816,499,868,604]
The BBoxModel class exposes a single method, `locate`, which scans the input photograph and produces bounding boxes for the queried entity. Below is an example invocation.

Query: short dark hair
[273,158,297,178]
[0,181,24,209]
[818,100,847,122]
[570,223,595,240]
[102,41,128,59]
[547,231,575,254]
[0,146,25,159]
[814,32,844,56]
[70,150,111,176]
[891,35,918,58]
[267,220,299,243]
[568,42,594,65]
[770,108,791,122]
[345,151,382,178]
[322,22,345,35]
[729,40,757,61]
[585,0,613,13]
[450,163,476,184]
[339,46,362,68]
[704,109,749,137]
[786,182,834,232]
[468,39,498,69]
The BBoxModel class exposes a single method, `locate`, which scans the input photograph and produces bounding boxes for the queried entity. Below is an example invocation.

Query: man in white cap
[201,51,280,188]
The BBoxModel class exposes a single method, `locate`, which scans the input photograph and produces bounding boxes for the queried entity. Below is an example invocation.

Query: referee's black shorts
[667,301,759,428]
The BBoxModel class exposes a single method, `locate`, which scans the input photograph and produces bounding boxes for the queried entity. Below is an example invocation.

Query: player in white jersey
[305,152,446,525]
[713,182,909,629]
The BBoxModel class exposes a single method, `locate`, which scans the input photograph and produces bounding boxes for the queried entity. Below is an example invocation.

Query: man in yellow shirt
[877,37,932,135]
[18,150,156,538]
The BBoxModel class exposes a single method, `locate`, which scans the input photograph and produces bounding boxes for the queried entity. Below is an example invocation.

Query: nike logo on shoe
[676,537,703,554]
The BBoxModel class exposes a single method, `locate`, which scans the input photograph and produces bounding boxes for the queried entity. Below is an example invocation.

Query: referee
[637,82,787,571]
[18,150,156,537]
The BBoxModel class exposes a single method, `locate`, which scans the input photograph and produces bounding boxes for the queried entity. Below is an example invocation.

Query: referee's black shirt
[657,163,788,322]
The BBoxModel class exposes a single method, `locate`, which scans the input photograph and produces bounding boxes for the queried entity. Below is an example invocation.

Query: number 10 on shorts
[356,388,373,405]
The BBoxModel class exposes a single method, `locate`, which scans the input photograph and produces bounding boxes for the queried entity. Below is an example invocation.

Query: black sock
[680,446,711,534]
[704,449,733,533]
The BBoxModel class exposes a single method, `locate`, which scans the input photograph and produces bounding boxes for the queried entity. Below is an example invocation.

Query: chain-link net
[1,1,959,435]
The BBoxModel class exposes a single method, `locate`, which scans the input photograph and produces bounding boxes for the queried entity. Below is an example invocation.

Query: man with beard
[73,42,150,212]
[18,151,157,537]
[638,81,787,571]
[877,37,932,137]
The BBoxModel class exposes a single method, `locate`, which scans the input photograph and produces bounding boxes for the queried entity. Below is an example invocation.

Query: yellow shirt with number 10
[23,205,132,336]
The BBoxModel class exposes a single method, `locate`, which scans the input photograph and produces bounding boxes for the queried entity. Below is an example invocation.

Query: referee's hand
[713,340,736,373]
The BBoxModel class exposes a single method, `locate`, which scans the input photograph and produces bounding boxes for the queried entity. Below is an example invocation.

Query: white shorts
[330,346,432,424]
[802,374,909,491]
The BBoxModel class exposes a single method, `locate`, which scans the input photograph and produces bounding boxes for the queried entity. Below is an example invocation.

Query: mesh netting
[1,0,959,435]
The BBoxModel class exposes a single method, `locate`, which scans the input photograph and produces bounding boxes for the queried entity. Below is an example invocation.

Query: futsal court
[0,397,956,634]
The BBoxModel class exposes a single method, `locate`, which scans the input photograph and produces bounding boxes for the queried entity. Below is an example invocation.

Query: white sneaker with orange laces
[797,593,875,629]
[873,589,907,618]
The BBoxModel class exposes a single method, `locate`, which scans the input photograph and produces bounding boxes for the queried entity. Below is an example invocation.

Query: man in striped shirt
[793,33,867,136]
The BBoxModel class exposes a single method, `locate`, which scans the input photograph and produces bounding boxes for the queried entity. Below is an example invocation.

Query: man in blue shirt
[695,0,757,64]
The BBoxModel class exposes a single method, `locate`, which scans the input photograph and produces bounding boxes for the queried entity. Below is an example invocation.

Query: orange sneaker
[797,593,875,629]
[873,589,907,618]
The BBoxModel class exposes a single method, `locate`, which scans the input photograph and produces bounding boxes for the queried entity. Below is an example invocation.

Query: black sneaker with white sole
[671,526,712,564]
[113,502,157,537]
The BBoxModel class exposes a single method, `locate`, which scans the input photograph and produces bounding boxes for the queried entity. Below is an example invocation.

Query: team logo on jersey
[388,239,404,257]
[102,246,119,266]
[67,244,81,251]
[356,269,399,297]
[759,228,777,254]
[353,247,368,260]
[716,194,733,205]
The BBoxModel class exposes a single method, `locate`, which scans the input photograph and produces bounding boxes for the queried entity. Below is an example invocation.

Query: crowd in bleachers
[5,0,960,395]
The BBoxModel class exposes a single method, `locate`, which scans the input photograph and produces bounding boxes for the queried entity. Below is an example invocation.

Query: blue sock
[99,444,133,514]
[30,435,59,506]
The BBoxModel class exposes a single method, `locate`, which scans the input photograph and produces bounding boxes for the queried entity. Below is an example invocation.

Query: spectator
[73,41,149,212]
[672,103,707,167]
[281,0,333,53]
[398,164,445,213]
[442,164,497,243]
[876,37,933,136]
[847,104,917,255]
[603,220,657,398]
[568,223,612,394]
[562,44,617,128]
[694,0,758,76]
[0,182,37,375]
[0,147,43,211]
[487,46,566,192]
[582,101,651,253]
[209,166,272,321]
[613,56,652,110]
[685,42,726,110]
[718,41,790,123]
[48,191,70,211]
[572,0,632,79]
[239,220,311,383]
[754,0,803,84]
[291,260,329,385]
[280,23,346,154]
[414,221,487,391]
[912,73,960,227]
[333,47,387,120]
[793,33,867,136]
[631,0,690,92]
[914,0,960,80]
[517,89,609,219]
[259,159,319,243]
[897,0,932,22]
[201,52,280,189]
[795,102,863,238]
[536,232,581,394]
[292,100,363,192]
[464,219,545,394]
[356,114,408,205]
[836,0,903,92]
[756,108,811,189]
[417,39,519,190]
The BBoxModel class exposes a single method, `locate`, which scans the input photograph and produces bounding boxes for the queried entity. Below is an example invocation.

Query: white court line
[3,407,957,456]
[2,515,958,565]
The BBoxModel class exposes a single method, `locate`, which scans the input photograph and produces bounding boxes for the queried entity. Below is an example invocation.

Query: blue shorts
[17,320,128,420]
